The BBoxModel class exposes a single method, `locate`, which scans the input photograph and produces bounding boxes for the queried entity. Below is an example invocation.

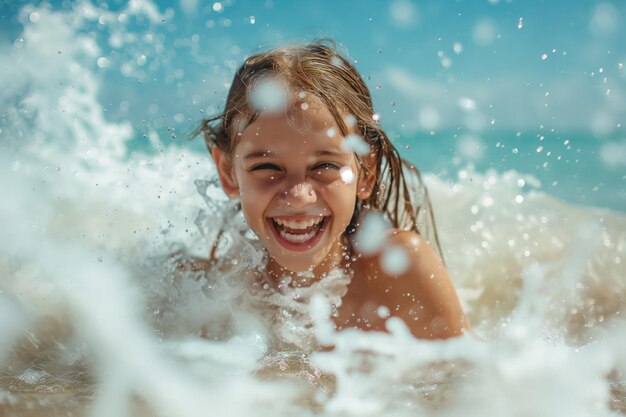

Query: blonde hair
[194,40,443,258]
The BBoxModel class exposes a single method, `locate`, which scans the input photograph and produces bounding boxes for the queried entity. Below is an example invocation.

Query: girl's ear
[357,152,377,200]
[212,147,239,198]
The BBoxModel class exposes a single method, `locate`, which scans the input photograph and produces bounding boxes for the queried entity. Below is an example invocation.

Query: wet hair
[194,39,443,260]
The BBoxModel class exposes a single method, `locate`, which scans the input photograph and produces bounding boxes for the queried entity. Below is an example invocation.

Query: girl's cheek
[242,175,281,191]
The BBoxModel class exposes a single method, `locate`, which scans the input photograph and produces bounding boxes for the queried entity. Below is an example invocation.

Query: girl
[194,41,467,343]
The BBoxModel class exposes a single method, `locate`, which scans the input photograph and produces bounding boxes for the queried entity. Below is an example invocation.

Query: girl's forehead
[234,103,349,155]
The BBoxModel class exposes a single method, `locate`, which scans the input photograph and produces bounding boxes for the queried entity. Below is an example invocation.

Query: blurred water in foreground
[1,2,625,416]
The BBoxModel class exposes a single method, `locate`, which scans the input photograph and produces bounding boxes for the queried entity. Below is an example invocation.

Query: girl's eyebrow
[244,149,348,159]
[244,150,274,159]
[315,149,347,157]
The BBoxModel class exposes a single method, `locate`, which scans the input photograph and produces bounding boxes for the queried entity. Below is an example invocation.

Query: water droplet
[381,245,410,275]
[342,134,370,155]
[355,212,390,254]
[29,12,40,23]
[249,77,287,112]
[458,97,476,111]
[212,2,223,12]
[249,16,256,24]
[339,166,355,184]
[453,42,463,54]
[97,57,110,68]
[473,19,497,46]
[517,17,523,29]
[14,37,24,48]
[541,53,548,60]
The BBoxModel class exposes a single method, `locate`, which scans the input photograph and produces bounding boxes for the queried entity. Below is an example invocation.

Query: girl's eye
[312,162,340,171]
[251,163,280,171]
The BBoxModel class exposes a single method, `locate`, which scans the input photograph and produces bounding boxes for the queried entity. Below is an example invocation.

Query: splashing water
[1,2,626,417]
[342,134,371,155]
[249,77,288,113]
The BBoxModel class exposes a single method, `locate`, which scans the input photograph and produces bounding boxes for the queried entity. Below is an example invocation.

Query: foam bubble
[97,56,110,68]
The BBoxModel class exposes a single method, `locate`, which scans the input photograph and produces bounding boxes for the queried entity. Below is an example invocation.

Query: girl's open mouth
[268,216,329,251]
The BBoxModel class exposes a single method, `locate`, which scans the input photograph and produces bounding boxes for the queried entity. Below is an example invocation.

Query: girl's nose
[283,181,317,207]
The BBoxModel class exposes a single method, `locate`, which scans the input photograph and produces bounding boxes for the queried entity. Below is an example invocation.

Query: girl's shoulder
[360,228,442,269]
[352,230,466,338]
[353,228,446,296]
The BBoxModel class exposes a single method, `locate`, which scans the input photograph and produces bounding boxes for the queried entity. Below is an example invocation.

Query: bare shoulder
[356,230,468,339]
[387,230,435,257]
[387,230,445,277]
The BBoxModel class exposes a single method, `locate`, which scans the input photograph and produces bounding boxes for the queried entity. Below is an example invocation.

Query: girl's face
[215,103,372,274]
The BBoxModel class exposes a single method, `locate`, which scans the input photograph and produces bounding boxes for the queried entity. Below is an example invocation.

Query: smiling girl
[194,41,467,344]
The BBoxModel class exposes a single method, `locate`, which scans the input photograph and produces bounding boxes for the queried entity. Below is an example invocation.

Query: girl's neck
[265,238,352,288]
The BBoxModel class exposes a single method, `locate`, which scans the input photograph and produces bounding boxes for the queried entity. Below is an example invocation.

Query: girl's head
[196,40,426,274]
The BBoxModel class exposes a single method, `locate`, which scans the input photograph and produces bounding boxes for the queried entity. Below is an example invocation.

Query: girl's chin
[267,252,328,274]
[266,239,347,275]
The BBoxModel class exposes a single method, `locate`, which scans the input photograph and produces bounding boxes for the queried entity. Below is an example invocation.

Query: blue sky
[1,0,625,135]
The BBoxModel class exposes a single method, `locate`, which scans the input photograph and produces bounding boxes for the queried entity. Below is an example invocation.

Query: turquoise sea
[401,130,625,212]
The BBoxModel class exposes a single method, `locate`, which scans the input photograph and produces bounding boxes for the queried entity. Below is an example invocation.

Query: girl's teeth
[279,228,317,243]
[272,217,325,244]
[274,217,323,229]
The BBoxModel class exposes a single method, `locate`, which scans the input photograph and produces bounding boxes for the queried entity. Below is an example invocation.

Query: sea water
[1,2,625,417]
